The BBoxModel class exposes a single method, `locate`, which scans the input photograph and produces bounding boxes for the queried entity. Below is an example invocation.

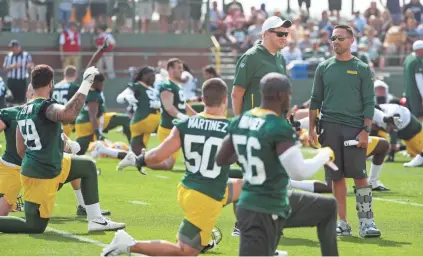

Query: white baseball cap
[412,40,423,51]
[374,80,389,89]
[261,16,292,33]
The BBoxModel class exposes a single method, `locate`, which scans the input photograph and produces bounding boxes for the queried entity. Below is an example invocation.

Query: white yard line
[129,200,149,206]
[46,227,107,247]
[373,197,423,207]
[155,175,169,179]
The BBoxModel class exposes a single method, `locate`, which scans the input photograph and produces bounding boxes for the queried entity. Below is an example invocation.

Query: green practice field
[0,130,422,256]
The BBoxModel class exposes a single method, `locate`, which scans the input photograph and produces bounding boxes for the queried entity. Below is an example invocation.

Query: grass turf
[0,130,422,256]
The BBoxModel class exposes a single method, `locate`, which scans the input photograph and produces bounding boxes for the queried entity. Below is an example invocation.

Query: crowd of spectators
[0,0,204,33]
[210,0,423,68]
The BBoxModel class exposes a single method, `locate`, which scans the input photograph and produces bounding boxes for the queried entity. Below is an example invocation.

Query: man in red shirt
[59,22,81,71]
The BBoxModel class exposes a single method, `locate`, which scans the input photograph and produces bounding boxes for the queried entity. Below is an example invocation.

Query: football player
[75,72,131,155]
[102,78,243,256]
[215,73,338,256]
[155,58,197,170]
[374,103,423,167]
[0,65,124,233]
[52,65,79,137]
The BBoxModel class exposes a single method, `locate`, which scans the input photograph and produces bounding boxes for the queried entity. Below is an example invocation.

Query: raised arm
[44,67,99,123]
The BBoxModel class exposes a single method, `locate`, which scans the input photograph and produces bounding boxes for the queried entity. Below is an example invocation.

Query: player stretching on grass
[102,78,243,256]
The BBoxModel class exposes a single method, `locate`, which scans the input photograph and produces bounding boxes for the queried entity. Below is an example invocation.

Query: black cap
[8,40,20,47]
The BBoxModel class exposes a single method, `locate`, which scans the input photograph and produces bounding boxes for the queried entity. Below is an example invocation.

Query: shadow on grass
[339,236,412,247]
[48,216,86,225]
[27,231,89,243]
[279,236,320,247]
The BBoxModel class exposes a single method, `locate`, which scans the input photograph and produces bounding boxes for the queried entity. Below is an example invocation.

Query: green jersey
[233,42,287,113]
[131,82,161,124]
[16,98,64,179]
[176,113,230,201]
[403,53,423,117]
[310,56,375,128]
[52,81,79,105]
[159,80,186,129]
[0,106,22,166]
[228,108,297,218]
[76,90,106,124]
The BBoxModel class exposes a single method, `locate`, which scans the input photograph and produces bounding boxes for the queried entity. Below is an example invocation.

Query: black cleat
[76,205,111,216]
[372,185,390,191]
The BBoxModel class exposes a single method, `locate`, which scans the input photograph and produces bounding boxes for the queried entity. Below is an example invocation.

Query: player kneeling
[102,78,243,256]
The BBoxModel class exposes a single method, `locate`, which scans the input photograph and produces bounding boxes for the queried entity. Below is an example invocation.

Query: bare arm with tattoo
[44,93,87,123]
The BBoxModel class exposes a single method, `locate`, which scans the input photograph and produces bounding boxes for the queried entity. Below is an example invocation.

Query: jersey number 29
[232,135,266,185]
[18,119,42,150]
[184,135,222,178]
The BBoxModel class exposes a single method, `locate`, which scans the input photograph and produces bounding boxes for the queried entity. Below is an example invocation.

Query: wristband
[78,80,92,96]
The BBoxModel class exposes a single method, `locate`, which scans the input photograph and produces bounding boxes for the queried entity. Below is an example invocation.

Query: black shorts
[298,0,311,8]
[74,3,88,22]
[190,2,202,20]
[319,120,367,181]
[7,78,27,103]
[328,0,342,11]
[90,2,107,17]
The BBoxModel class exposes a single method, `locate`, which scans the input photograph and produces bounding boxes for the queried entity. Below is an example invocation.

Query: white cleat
[116,152,137,171]
[404,154,423,167]
[359,222,381,238]
[101,230,136,256]
[88,217,126,232]
[274,250,288,256]
[91,141,106,159]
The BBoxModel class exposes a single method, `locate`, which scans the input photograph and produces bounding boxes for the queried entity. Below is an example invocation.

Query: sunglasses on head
[330,35,350,41]
[269,30,289,37]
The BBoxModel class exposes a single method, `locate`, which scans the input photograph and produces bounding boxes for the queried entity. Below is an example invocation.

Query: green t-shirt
[0,106,22,166]
[228,108,296,218]
[76,90,105,124]
[131,82,160,124]
[403,52,423,117]
[310,56,375,128]
[159,80,186,129]
[16,98,64,179]
[176,113,230,201]
[233,43,287,114]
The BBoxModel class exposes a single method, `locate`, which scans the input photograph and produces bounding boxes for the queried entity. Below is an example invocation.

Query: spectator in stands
[174,0,190,34]
[405,18,420,52]
[360,26,385,69]
[202,65,219,79]
[353,11,367,35]
[282,41,302,65]
[246,14,265,47]
[298,31,313,50]
[59,0,73,30]
[404,0,423,23]
[155,0,171,33]
[305,20,319,39]
[298,0,311,15]
[190,0,203,33]
[291,16,305,41]
[232,19,249,54]
[0,0,9,32]
[260,3,268,18]
[73,0,89,31]
[136,0,153,33]
[95,24,116,79]
[318,29,332,53]
[380,10,393,41]
[383,25,406,64]
[9,0,26,32]
[2,40,33,105]
[112,1,132,32]
[225,0,243,14]
[318,11,329,29]
[59,21,81,71]
[364,1,381,21]
[209,1,224,34]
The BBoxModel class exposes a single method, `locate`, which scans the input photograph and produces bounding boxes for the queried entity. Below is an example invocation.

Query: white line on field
[373,197,423,207]
[129,200,149,206]
[46,227,107,247]
[155,175,169,179]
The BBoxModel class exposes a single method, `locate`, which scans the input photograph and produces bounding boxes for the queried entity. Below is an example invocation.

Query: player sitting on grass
[0,65,124,233]
[102,78,243,256]
[289,115,390,192]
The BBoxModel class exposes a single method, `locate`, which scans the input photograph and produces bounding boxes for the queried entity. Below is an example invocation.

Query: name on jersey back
[187,117,228,133]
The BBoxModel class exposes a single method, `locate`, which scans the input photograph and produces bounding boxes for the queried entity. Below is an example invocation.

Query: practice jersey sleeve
[310,64,324,110]
[233,54,254,89]
[38,98,60,123]
[270,118,298,146]
[360,65,376,120]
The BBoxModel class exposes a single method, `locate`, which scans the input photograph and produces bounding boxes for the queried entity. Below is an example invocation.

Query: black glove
[135,152,147,175]
[288,115,301,131]
[94,129,106,141]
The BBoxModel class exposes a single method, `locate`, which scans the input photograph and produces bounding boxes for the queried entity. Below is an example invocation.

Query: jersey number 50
[232,135,266,185]
[18,119,42,150]
[184,135,222,178]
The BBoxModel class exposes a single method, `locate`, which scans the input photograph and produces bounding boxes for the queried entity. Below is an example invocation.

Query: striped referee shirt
[3,51,32,80]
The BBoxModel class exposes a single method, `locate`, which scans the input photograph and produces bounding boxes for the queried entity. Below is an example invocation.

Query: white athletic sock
[74,189,85,207]
[369,163,382,184]
[100,147,120,158]
[290,180,315,193]
[85,203,102,221]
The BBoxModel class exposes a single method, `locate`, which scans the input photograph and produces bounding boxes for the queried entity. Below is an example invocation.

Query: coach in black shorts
[309,25,381,238]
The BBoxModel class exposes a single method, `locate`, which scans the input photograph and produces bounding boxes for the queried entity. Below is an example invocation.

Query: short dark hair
[93,73,105,85]
[334,24,354,37]
[64,65,77,78]
[203,65,218,77]
[31,65,54,89]
[167,58,182,70]
[202,78,227,107]
[259,73,291,100]
[134,66,155,82]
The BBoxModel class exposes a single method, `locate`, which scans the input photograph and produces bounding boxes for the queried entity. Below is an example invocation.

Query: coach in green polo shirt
[231,16,292,116]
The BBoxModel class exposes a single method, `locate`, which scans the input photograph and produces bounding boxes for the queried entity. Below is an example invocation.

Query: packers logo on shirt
[347,70,358,75]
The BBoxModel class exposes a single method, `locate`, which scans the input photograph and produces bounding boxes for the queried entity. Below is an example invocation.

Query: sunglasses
[330,35,350,41]
[269,30,289,37]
